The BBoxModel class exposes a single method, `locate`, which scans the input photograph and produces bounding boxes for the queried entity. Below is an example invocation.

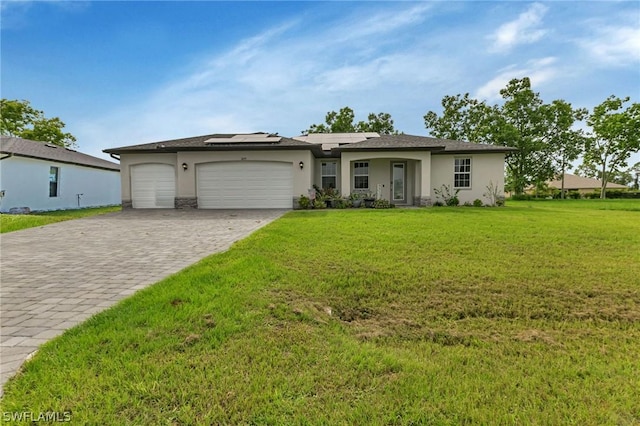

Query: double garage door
[197,161,292,209]
[130,162,292,209]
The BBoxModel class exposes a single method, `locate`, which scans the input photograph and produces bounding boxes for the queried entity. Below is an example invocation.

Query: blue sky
[2,1,639,166]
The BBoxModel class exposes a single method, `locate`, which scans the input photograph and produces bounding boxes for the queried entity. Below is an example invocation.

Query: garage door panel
[197,161,292,209]
[131,164,176,209]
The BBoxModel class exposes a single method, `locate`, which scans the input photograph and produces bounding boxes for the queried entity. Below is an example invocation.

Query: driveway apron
[0,209,285,391]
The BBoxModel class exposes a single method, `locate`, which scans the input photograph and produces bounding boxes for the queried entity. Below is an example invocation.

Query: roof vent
[45,143,58,149]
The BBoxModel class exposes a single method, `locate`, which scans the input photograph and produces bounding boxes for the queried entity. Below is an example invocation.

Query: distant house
[104,132,515,209]
[547,173,627,194]
[0,136,120,213]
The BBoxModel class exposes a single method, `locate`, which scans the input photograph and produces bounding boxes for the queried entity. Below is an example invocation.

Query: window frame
[321,162,337,189]
[453,157,471,189]
[353,161,369,190]
[49,166,60,197]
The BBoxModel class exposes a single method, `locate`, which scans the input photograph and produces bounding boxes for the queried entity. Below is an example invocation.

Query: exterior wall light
[182,162,188,171]
[299,161,304,170]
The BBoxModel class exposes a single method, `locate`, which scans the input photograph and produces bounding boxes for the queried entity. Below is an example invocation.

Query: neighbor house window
[454,158,471,188]
[49,166,59,197]
[354,161,369,190]
[321,162,337,189]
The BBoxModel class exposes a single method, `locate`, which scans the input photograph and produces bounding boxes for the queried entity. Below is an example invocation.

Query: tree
[423,93,494,144]
[541,100,588,198]
[424,78,586,195]
[630,162,640,190]
[575,162,633,186]
[0,99,77,148]
[582,96,640,198]
[304,107,398,135]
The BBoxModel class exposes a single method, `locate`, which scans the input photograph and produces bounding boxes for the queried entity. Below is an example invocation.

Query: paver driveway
[0,209,285,390]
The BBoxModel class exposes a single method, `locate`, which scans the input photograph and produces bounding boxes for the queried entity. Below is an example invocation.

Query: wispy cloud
[578,25,640,66]
[76,3,451,154]
[475,57,557,101]
[489,3,548,53]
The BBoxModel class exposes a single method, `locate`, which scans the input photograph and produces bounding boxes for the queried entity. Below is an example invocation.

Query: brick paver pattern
[0,209,285,391]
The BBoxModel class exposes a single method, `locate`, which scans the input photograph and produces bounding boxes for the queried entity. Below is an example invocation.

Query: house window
[49,166,59,197]
[354,161,369,190]
[454,158,471,188]
[321,162,337,189]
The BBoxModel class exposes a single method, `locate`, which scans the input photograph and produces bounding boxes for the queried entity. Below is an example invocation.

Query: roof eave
[104,144,324,155]
[335,146,446,153]
[4,152,120,172]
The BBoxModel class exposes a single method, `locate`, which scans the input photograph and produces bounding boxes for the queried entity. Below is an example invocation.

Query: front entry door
[391,162,406,204]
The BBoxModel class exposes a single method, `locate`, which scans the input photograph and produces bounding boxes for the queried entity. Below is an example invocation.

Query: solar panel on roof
[205,134,282,144]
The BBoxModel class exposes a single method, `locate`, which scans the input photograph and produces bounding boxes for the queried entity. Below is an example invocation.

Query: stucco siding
[0,156,120,212]
[431,153,505,204]
[119,150,314,208]
[339,151,431,202]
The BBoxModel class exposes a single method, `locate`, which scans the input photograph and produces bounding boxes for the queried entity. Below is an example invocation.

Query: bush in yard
[473,199,483,207]
[373,199,395,209]
[298,195,311,209]
[433,184,460,206]
[568,190,582,199]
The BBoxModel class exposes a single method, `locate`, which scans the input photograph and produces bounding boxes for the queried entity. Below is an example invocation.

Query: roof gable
[1,136,120,171]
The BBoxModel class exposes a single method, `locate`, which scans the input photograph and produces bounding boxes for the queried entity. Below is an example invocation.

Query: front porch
[337,151,432,206]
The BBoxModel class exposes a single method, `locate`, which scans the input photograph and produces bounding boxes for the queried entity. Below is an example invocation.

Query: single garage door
[197,161,292,209]
[130,164,176,208]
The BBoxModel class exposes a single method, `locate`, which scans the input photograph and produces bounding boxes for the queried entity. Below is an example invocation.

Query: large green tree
[541,100,588,198]
[582,96,640,198]
[0,99,77,148]
[424,78,586,195]
[304,107,399,135]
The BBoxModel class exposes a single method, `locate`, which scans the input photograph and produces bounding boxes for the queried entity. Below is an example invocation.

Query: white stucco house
[0,136,121,213]
[104,132,515,209]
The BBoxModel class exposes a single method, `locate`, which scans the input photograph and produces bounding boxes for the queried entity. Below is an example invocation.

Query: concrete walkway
[0,209,285,391]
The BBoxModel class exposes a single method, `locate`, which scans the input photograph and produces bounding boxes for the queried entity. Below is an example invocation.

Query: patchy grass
[0,206,120,233]
[1,200,639,424]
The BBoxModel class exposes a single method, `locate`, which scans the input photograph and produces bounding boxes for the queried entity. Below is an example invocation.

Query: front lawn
[0,206,120,233]
[2,200,639,424]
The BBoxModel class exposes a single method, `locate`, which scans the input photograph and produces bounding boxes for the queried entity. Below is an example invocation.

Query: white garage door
[197,161,292,209]
[130,164,176,208]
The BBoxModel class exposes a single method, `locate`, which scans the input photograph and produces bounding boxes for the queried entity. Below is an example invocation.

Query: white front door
[130,164,176,208]
[197,161,293,209]
[391,162,406,204]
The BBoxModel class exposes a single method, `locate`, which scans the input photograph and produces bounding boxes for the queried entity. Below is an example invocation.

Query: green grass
[0,206,120,233]
[2,200,639,424]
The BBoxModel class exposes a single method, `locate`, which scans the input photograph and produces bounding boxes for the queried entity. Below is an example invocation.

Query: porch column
[340,156,351,197]
[418,155,432,206]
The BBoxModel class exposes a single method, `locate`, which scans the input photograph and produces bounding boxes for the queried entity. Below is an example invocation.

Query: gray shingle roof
[1,136,120,171]
[104,133,323,154]
[337,134,517,153]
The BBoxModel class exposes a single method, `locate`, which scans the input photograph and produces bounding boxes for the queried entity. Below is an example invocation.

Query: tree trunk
[600,162,607,199]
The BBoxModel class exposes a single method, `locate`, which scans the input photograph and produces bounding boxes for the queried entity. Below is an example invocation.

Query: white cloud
[579,25,640,66]
[74,3,455,157]
[489,3,548,53]
[475,57,558,101]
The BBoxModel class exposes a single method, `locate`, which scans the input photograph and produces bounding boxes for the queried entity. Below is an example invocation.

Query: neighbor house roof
[104,133,325,155]
[1,136,120,172]
[336,134,517,154]
[547,173,627,190]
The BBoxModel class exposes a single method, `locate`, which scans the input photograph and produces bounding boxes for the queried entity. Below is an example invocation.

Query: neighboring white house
[104,132,515,209]
[0,136,121,212]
